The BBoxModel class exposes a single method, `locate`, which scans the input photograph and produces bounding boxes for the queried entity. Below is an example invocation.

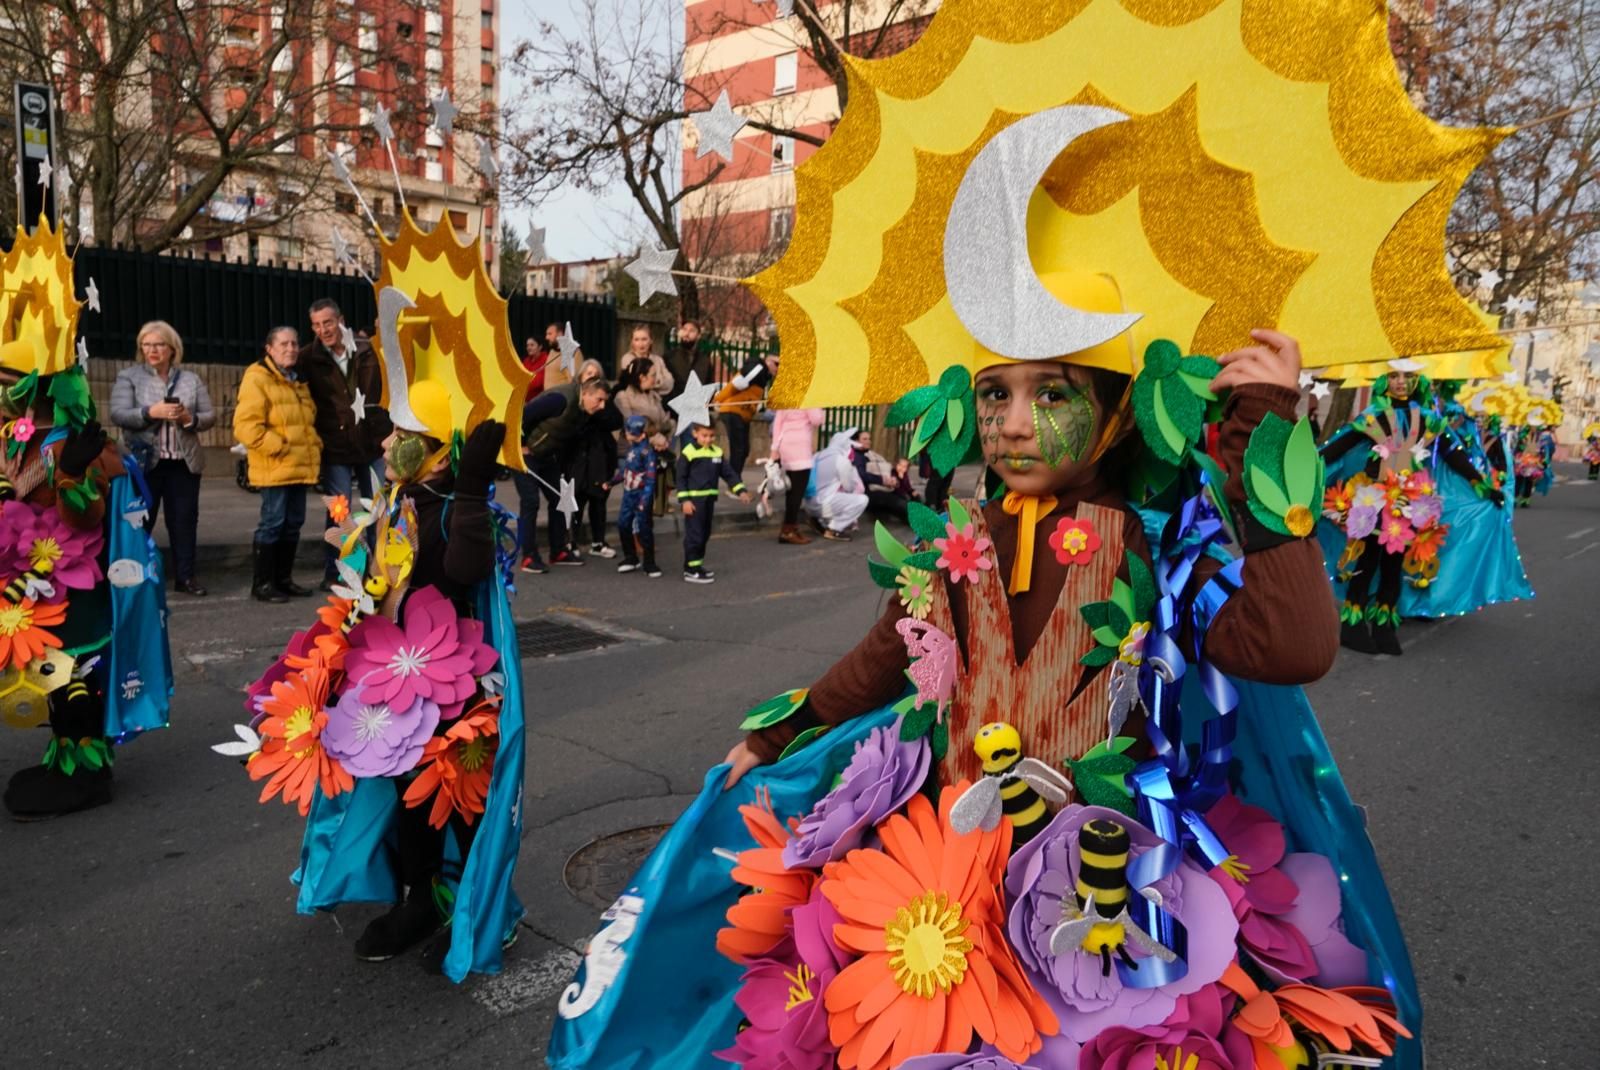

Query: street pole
[12,81,59,232]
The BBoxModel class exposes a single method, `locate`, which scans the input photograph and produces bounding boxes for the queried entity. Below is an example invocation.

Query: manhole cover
[563,824,670,910]
[516,617,621,658]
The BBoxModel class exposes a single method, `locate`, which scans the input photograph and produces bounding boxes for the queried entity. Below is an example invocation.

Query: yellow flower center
[0,603,32,636]
[284,706,317,756]
[1284,504,1313,537]
[1268,1037,1313,1070]
[459,735,491,772]
[1153,1048,1201,1070]
[1217,854,1252,883]
[883,890,973,999]
[1063,529,1088,553]
[28,537,62,573]
[783,963,816,1011]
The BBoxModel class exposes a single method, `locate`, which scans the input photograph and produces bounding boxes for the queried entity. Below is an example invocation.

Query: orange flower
[1321,483,1352,519]
[248,667,351,816]
[1406,522,1447,563]
[403,699,500,829]
[717,787,815,963]
[820,786,1057,1070]
[1221,961,1409,1068]
[0,596,66,671]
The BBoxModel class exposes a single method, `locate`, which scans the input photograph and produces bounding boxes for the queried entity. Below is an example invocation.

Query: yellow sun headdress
[749,0,1511,409]
[0,220,83,377]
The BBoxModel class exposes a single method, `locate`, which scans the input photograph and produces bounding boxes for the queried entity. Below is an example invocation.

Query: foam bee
[949,722,1073,848]
[1048,818,1177,976]
[3,566,56,603]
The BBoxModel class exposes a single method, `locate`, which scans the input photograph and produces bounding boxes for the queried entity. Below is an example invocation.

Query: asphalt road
[2,469,1596,1067]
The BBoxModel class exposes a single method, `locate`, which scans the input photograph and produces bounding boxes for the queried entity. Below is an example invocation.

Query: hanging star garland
[556,322,581,375]
[431,92,459,137]
[669,370,718,430]
[526,225,547,265]
[84,278,100,314]
[625,247,679,304]
[692,90,747,163]
[351,386,368,424]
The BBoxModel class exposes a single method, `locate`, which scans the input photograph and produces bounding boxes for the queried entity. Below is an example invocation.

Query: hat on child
[625,414,648,436]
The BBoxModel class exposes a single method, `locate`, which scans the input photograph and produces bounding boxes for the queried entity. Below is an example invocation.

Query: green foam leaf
[925,406,975,474]
[778,725,830,762]
[908,501,948,544]
[938,364,972,399]
[1248,465,1293,518]
[1284,417,1319,506]
[740,689,809,731]
[899,703,936,741]
[874,521,911,568]
[1080,645,1118,668]
[1110,577,1136,623]
[1080,601,1112,632]
[947,497,971,530]
[1091,625,1123,647]
[1127,552,1156,620]
[904,549,941,570]
[910,408,944,456]
[867,558,902,590]
[944,397,965,440]
[930,720,949,761]
[887,384,942,428]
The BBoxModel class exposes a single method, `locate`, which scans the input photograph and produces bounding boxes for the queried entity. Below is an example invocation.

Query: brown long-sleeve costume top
[747,383,1338,763]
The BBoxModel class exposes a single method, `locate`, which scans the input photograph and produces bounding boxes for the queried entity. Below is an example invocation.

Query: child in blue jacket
[613,414,660,577]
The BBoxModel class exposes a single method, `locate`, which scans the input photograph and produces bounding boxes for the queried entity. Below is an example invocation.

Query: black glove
[57,420,107,479]
[457,420,505,498]
[1487,487,1506,508]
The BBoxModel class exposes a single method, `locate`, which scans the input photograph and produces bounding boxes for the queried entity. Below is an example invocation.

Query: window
[426,47,444,72]
[773,52,797,95]
[771,135,794,173]
[396,60,414,83]
[397,21,413,39]
[769,205,794,244]
[481,10,493,31]
[335,192,357,214]
[358,12,377,52]
[225,16,258,47]
[481,46,495,66]
[449,209,468,230]
[277,236,301,261]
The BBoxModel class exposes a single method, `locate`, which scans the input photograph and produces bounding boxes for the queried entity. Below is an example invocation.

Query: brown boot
[779,524,812,545]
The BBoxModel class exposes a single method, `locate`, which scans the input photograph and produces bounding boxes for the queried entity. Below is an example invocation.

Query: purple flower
[343,585,498,719]
[1,501,105,593]
[896,1055,1048,1070]
[780,722,930,869]
[1005,805,1240,1044]
[1078,983,1242,1070]
[321,686,441,778]
[1345,504,1378,540]
[1259,853,1372,988]
[1404,493,1442,528]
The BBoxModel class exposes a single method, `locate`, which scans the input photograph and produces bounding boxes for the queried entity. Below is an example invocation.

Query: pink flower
[1204,794,1316,981]
[343,586,498,719]
[12,417,35,443]
[1078,984,1242,1070]
[1048,516,1102,566]
[1375,515,1414,554]
[933,521,993,584]
[0,500,105,593]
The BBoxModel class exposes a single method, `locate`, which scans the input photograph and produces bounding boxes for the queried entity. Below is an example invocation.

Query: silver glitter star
[373,103,394,143]
[431,92,459,137]
[329,151,353,184]
[1477,268,1503,292]
[1530,367,1552,387]
[1311,380,1331,400]
[351,386,367,424]
[1298,370,1314,389]
[692,90,746,163]
[557,477,580,526]
[1504,294,1537,317]
[84,277,101,313]
[669,370,718,431]
[340,324,358,357]
[556,322,581,374]
[331,227,354,265]
[35,156,52,190]
[476,134,498,183]
[76,337,90,370]
[526,225,547,265]
[624,246,679,304]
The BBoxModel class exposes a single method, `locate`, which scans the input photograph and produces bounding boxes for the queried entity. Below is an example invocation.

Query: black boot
[5,755,113,820]
[1372,624,1403,656]
[354,885,444,961]
[273,539,314,598]
[252,541,288,602]
[1338,602,1377,655]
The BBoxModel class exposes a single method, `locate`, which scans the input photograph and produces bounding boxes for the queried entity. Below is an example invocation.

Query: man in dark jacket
[301,298,392,585]
[664,318,712,407]
[517,378,610,569]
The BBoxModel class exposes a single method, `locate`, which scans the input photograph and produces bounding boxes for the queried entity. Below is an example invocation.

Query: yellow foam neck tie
[1001,492,1057,595]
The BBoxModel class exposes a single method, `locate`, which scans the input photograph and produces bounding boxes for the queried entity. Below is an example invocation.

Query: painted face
[1388,372,1418,401]
[382,430,433,483]
[973,362,1103,497]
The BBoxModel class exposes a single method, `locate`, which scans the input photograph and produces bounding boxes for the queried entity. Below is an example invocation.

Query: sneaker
[778,525,812,545]
[591,542,618,559]
[616,557,641,573]
[683,567,715,584]
[822,528,852,542]
[643,563,663,578]
[520,556,549,574]
[550,549,585,566]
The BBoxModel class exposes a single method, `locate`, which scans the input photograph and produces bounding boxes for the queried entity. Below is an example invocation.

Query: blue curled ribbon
[1118,485,1252,981]
[484,481,520,594]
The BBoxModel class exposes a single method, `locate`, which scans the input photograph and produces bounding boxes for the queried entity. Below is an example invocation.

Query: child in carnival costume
[1316,362,1517,654]
[1512,420,1557,506]
[218,209,531,979]
[1583,422,1600,481]
[0,221,172,819]
[546,2,1512,1066]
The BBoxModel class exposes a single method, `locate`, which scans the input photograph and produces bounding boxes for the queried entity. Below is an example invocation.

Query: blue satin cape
[290,576,526,982]
[103,457,174,741]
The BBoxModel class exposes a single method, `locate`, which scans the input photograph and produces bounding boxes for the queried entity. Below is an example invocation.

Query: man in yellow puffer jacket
[234,326,322,602]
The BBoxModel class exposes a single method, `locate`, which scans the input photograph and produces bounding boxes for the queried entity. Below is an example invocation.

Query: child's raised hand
[1212,328,1304,394]
[722,740,763,789]
[682,501,695,516]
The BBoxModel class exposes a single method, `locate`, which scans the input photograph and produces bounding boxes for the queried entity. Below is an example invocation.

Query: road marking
[473,945,581,1018]
[1563,541,1600,560]
[1566,526,1596,540]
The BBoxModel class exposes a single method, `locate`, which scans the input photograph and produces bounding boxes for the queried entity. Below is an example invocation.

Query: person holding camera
[110,320,216,596]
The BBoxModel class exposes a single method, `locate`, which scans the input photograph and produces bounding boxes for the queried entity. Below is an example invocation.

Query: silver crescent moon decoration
[943,104,1142,361]
[376,286,426,433]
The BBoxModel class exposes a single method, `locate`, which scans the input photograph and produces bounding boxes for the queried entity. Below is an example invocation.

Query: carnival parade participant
[1317,363,1510,655]
[1513,422,1556,506]
[1,222,172,819]
[1583,421,1600,480]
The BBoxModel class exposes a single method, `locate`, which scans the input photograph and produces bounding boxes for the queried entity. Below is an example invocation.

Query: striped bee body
[1074,819,1132,919]
[992,753,1052,847]
[949,722,1075,851]
[3,567,53,603]
[1049,818,1177,976]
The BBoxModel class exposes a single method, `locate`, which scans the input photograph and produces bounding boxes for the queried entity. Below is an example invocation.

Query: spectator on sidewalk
[520,376,610,569]
[613,414,660,577]
[769,406,825,544]
[542,322,574,390]
[677,421,750,584]
[614,360,674,443]
[849,429,910,523]
[109,320,216,596]
[570,359,622,558]
[234,326,321,603]
[714,351,778,479]
[807,428,868,541]
[300,298,390,587]
[665,318,711,407]
[619,326,674,406]
[522,336,547,399]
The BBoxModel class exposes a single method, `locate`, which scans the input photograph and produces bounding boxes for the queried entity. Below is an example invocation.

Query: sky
[498,0,661,264]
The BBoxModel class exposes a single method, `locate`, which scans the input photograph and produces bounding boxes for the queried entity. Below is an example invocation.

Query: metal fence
[12,241,616,370]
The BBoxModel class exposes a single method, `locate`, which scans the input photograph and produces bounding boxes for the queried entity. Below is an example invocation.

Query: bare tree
[1393,0,1600,316]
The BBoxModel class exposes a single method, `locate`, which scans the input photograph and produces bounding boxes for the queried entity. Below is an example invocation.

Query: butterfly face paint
[385,432,432,484]
[1031,380,1095,468]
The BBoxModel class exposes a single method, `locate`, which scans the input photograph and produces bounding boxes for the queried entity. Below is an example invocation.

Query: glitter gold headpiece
[750,0,1511,408]
[0,220,82,376]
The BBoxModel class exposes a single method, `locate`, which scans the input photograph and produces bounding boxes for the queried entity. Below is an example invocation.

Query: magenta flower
[321,686,441,778]
[12,416,35,443]
[1078,983,1242,1070]
[1375,515,1415,554]
[1005,805,1240,1043]
[343,586,498,719]
[714,887,847,1070]
[244,621,339,721]
[897,1055,1048,1070]
[780,722,930,869]
[2,501,105,592]
[1204,793,1316,981]
[934,521,993,584]
[1262,853,1373,988]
